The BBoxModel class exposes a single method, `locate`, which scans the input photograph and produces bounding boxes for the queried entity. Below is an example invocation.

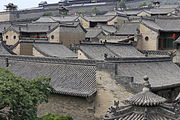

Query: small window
[6,36,8,39]
[51,35,54,39]
[145,36,149,41]
[13,36,16,39]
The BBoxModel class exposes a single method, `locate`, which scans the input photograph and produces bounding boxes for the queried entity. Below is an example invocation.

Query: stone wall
[38,94,96,120]
[48,27,60,43]
[77,50,89,59]
[3,30,19,45]
[138,23,159,50]
[79,17,90,28]
[59,26,85,47]
[107,17,117,26]
[33,47,45,57]
[20,42,33,55]
[12,44,20,55]
[174,46,180,63]
[95,69,132,118]
[137,11,151,16]
[0,12,11,22]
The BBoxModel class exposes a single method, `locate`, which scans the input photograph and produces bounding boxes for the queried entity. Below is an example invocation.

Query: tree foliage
[0,68,52,120]
[91,7,99,14]
[139,2,147,7]
[119,0,126,9]
[43,12,53,16]
[39,113,73,120]
[77,10,86,15]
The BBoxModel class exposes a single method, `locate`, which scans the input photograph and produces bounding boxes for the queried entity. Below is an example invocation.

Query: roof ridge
[0,54,99,66]
[105,56,171,63]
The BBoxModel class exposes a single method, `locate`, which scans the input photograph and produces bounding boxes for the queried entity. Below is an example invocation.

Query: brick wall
[95,69,133,118]
[137,23,159,50]
[3,30,19,45]
[38,94,96,120]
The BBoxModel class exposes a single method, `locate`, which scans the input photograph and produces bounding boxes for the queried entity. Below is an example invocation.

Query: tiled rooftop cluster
[0,1,180,119]
[103,76,180,120]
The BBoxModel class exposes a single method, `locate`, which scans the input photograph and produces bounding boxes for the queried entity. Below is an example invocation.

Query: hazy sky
[0,0,59,11]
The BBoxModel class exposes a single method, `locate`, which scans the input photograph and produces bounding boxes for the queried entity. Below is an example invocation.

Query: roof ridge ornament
[142,75,151,92]
[126,75,166,106]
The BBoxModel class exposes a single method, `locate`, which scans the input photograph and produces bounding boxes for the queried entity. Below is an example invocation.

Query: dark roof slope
[0,55,97,97]
[142,17,180,32]
[103,76,179,120]
[85,28,103,38]
[34,16,79,23]
[116,58,180,89]
[101,25,117,34]
[0,41,16,55]
[117,10,141,16]
[106,44,144,57]
[80,43,116,60]
[79,42,144,60]
[3,23,59,33]
[115,22,139,35]
[82,15,116,22]
[144,8,175,15]
[0,23,11,33]
[33,42,77,58]
[34,16,57,23]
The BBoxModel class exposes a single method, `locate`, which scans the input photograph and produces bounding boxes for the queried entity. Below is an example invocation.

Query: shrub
[39,113,73,120]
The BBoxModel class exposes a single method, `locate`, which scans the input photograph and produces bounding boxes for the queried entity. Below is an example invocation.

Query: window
[145,36,149,41]
[51,35,54,39]
[13,36,16,39]
[6,36,8,39]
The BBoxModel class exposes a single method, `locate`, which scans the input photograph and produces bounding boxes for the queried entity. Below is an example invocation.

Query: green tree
[39,113,72,120]
[119,0,126,9]
[43,12,53,16]
[139,2,147,7]
[0,68,52,120]
[77,10,86,15]
[91,7,99,14]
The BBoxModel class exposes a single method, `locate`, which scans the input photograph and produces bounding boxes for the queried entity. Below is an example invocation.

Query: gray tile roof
[0,23,11,33]
[34,16,57,23]
[106,44,144,58]
[79,42,144,60]
[3,23,59,33]
[20,23,59,33]
[33,42,77,58]
[82,15,116,22]
[116,58,180,89]
[159,5,180,9]
[104,11,117,16]
[80,43,116,60]
[144,8,175,15]
[51,16,79,22]
[142,17,180,32]
[103,76,178,120]
[85,28,103,38]
[0,55,97,97]
[0,41,16,55]
[34,16,79,23]
[126,76,167,106]
[101,25,117,34]
[117,10,141,16]
[115,22,140,35]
